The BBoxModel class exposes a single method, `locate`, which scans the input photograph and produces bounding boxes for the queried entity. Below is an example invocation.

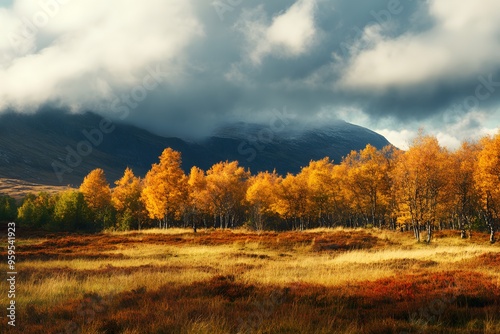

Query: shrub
[0,194,17,222]
[17,192,55,228]
[51,190,92,231]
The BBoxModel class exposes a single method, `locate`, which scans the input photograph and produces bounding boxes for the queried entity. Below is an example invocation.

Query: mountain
[0,110,391,186]
[206,120,390,174]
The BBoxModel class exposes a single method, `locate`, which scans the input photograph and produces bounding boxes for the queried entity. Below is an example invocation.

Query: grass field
[1,227,499,333]
[0,178,68,200]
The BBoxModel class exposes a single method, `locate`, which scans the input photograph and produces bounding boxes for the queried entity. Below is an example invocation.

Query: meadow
[0,178,65,200]
[1,227,499,334]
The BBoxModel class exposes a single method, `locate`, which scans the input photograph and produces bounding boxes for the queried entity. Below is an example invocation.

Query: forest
[2,131,500,244]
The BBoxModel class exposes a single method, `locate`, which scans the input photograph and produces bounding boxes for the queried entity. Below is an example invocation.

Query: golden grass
[1,228,499,333]
[331,245,498,264]
[12,229,500,296]
[0,178,68,200]
[110,227,200,235]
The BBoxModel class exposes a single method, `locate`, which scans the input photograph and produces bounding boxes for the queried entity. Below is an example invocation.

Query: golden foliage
[342,145,393,226]
[79,168,112,227]
[392,133,450,241]
[475,134,500,214]
[112,167,147,229]
[32,128,500,243]
[246,171,281,229]
[141,148,188,227]
[205,161,250,228]
[187,166,209,215]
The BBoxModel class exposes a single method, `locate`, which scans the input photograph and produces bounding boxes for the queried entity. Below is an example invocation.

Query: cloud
[237,0,318,66]
[374,110,500,151]
[0,7,29,64]
[340,0,500,91]
[375,128,416,151]
[0,0,499,149]
[0,0,203,111]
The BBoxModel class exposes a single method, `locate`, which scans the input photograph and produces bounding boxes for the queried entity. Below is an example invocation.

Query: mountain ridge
[0,110,391,186]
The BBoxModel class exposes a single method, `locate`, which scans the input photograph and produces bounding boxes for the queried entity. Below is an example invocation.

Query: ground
[0,178,65,200]
[1,227,499,333]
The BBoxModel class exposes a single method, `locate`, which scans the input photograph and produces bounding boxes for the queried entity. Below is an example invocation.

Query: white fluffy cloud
[374,110,500,151]
[237,0,318,66]
[375,128,415,150]
[340,0,500,90]
[0,0,203,111]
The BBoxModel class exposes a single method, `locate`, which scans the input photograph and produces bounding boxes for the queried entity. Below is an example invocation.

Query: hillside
[0,110,391,187]
[0,178,68,200]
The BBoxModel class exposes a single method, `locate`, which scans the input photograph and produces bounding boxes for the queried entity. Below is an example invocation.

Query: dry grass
[0,178,69,200]
[0,227,499,333]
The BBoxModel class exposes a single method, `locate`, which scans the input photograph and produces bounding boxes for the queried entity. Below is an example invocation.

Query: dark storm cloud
[1,0,500,147]
[115,0,428,136]
[348,71,500,122]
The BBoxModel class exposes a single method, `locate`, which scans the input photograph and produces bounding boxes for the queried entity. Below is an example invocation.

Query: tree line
[2,131,500,243]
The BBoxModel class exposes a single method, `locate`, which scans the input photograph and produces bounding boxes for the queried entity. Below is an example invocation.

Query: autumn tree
[474,135,500,243]
[342,145,393,228]
[112,168,147,230]
[187,166,210,231]
[370,145,402,230]
[449,142,481,238]
[298,158,337,228]
[394,134,449,243]
[205,161,250,229]
[141,148,188,229]
[246,170,281,230]
[80,168,114,230]
[273,172,308,230]
[327,163,352,227]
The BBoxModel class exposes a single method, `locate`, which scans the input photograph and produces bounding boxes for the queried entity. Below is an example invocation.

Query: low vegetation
[0,227,499,333]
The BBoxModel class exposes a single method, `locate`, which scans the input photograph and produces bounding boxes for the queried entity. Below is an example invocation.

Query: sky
[1,0,500,149]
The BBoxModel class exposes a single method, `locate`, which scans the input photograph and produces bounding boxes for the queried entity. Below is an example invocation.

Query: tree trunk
[413,223,420,242]
[425,222,432,244]
[490,225,496,244]
[459,216,466,239]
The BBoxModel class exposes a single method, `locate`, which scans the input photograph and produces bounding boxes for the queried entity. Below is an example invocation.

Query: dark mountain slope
[0,110,391,186]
